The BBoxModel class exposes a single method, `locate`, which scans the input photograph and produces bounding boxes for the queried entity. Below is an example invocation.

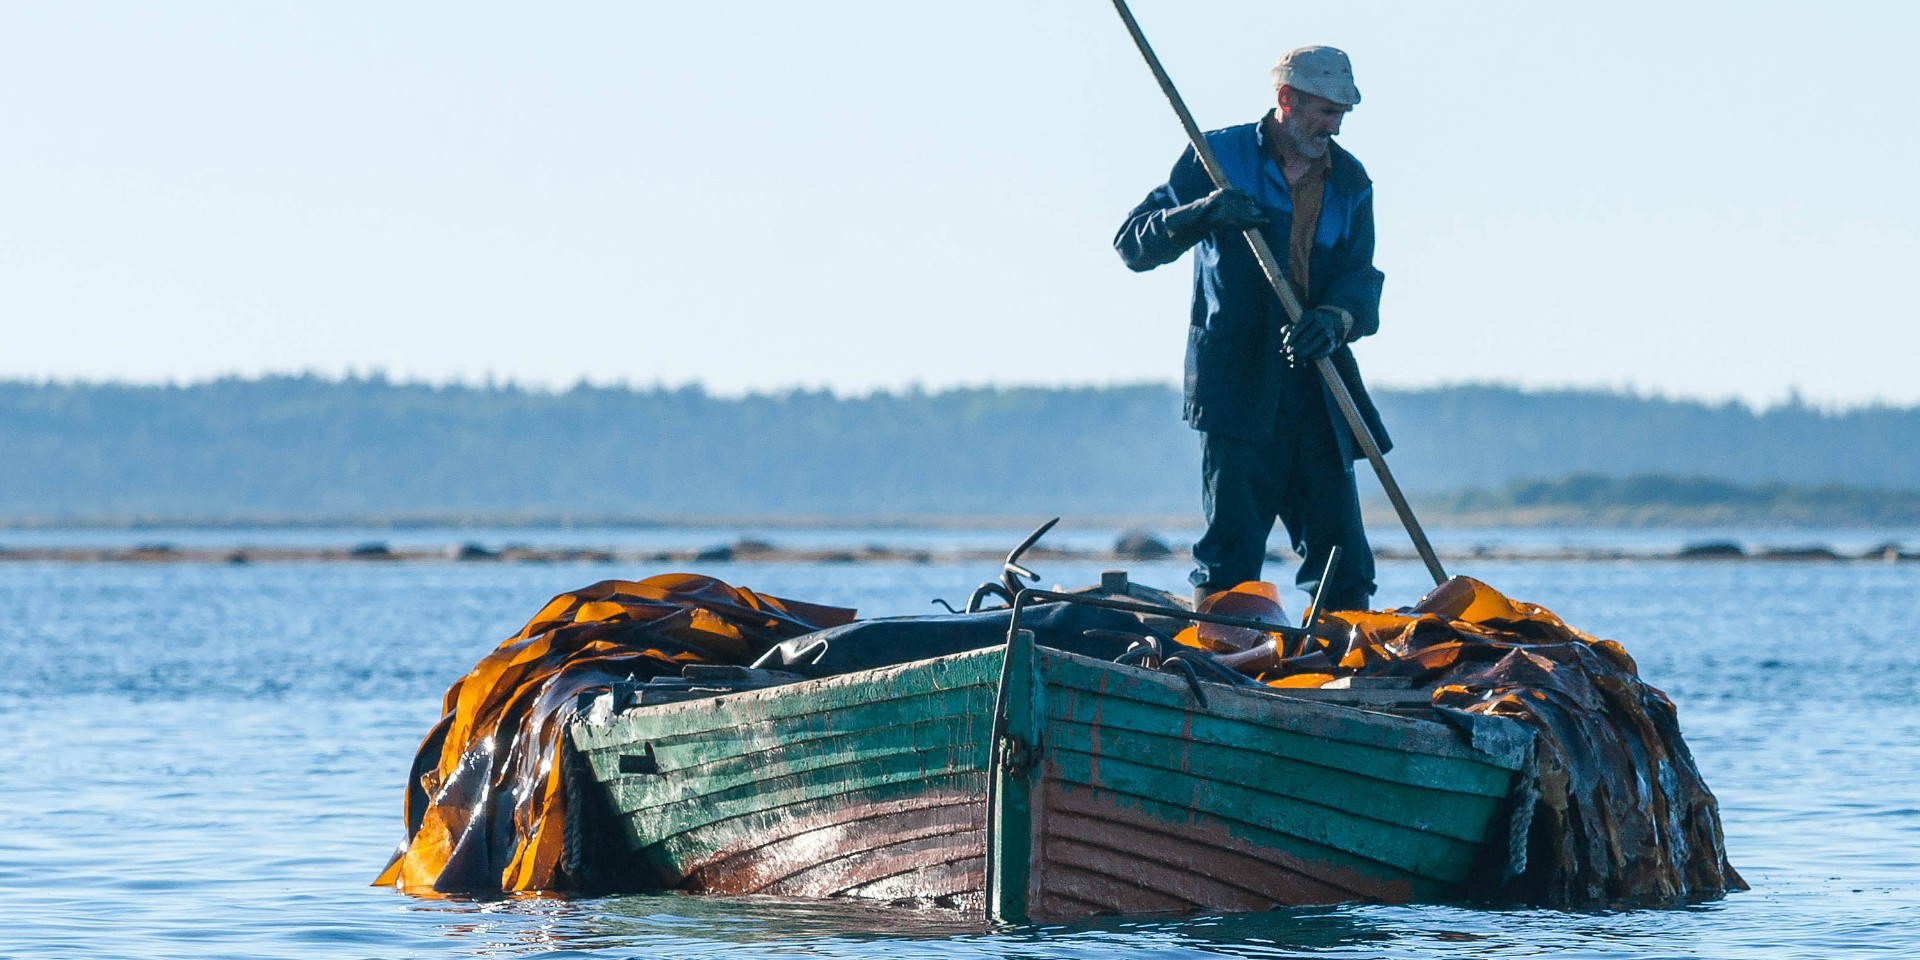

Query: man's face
[1277,86,1351,159]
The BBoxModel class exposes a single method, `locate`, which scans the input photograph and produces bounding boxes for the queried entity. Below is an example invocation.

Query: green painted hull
[567,634,1532,920]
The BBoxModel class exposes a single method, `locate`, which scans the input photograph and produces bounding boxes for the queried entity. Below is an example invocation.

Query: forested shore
[5,376,1916,526]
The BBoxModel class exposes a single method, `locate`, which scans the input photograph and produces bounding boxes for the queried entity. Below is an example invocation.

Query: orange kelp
[374,574,854,896]
[1205,576,1746,906]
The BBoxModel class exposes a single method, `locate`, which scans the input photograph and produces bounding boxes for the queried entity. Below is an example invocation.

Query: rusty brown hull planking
[566,633,1534,921]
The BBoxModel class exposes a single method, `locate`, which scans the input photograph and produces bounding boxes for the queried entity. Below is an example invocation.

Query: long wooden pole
[1110,0,1447,585]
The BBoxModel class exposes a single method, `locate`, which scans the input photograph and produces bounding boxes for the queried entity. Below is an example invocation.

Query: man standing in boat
[1114,45,1387,612]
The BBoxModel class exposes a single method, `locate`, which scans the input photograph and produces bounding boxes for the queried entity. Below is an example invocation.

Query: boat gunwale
[569,646,1002,749]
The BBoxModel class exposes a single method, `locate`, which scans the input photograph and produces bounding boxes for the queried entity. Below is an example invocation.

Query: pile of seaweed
[375,574,854,896]
[1189,576,1746,905]
[377,571,1743,907]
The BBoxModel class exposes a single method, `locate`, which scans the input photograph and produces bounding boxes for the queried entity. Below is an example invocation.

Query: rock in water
[1114,530,1172,559]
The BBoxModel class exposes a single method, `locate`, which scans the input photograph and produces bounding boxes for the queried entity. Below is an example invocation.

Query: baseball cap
[1273,45,1361,106]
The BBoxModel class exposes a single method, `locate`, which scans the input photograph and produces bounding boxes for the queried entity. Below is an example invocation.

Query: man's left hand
[1283,307,1343,365]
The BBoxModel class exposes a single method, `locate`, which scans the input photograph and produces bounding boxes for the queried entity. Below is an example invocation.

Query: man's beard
[1281,119,1331,159]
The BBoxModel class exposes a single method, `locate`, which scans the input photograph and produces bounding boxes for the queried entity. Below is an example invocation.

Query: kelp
[374,574,854,896]
[1192,576,1746,906]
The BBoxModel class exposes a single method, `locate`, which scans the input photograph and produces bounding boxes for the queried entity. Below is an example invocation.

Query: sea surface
[1,528,1916,958]
[6,521,1919,557]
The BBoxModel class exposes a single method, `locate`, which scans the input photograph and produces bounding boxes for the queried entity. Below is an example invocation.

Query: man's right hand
[1163,188,1269,240]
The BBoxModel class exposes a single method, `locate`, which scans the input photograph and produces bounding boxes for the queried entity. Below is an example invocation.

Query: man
[1114,45,1388,612]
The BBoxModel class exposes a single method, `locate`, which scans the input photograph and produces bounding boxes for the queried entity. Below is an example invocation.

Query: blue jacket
[1115,116,1390,457]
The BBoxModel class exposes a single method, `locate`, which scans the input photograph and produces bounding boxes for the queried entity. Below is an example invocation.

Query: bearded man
[1114,45,1387,612]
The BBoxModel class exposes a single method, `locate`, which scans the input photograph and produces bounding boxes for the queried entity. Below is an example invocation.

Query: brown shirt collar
[1259,110,1329,298]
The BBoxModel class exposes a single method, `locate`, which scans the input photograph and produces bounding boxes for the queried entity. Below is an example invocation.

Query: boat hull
[567,635,1531,919]
[568,651,998,908]
[1007,641,1530,916]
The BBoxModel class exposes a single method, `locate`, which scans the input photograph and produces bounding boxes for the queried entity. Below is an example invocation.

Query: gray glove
[1162,188,1269,240]
[1283,306,1344,366]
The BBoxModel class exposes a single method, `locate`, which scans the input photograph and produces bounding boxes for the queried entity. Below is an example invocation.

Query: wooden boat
[563,592,1535,921]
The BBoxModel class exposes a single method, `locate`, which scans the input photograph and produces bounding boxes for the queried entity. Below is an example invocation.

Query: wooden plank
[1039,778,1446,903]
[1037,862,1195,915]
[569,646,1003,752]
[681,792,984,898]
[610,740,982,844]
[988,628,1041,924]
[1040,649,1531,773]
[599,728,972,825]
[1045,686,1515,798]
[580,696,992,801]
[1034,887,1112,917]
[1043,711,1506,839]
[1044,749,1483,882]
[650,773,987,882]
[1044,836,1281,913]
[1041,790,1360,904]
[757,825,982,897]
[843,856,984,903]
[579,679,996,769]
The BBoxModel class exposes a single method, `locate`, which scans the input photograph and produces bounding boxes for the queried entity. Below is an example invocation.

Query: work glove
[1162,187,1269,241]
[1282,306,1343,366]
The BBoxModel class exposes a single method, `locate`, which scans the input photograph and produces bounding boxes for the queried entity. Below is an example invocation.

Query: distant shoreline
[9,379,1920,524]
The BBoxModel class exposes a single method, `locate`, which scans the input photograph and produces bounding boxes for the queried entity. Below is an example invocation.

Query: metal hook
[967,581,1015,613]
[1298,545,1342,656]
[1000,517,1059,597]
[1159,655,1210,709]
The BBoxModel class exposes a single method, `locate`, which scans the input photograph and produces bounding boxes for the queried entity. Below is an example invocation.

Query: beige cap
[1272,45,1361,106]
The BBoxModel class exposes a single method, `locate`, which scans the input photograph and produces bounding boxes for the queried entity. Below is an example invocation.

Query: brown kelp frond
[1250,576,1744,905]
[374,574,854,896]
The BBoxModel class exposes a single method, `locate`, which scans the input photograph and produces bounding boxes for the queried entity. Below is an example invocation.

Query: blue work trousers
[1190,402,1377,612]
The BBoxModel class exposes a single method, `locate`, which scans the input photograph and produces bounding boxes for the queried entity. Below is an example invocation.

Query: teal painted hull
[567,637,1532,920]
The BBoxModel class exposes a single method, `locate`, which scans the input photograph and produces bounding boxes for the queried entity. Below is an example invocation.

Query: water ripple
[0,559,1916,958]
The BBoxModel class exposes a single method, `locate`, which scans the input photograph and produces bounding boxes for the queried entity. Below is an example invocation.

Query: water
[7,521,1917,557]
[1,547,1916,958]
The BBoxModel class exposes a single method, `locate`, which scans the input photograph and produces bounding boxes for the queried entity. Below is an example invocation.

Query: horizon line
[0,370,1882,414]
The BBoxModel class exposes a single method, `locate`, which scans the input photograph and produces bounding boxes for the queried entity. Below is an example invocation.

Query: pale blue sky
[3,2,1915,407]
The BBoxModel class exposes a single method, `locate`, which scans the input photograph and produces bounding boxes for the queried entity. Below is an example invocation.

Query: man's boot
[1315,589,1373,614]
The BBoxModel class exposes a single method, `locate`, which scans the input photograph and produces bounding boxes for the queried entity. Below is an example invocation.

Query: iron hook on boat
[966,581,1016,613]
[1159,655,1210,708]
[1000,517,1058,598]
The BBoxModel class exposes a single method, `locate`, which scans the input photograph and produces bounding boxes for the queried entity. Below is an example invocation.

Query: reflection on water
[0,551,1915,958]
[392,892,1815,960]
[401,892,1403,957]
[412,893,988,952]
